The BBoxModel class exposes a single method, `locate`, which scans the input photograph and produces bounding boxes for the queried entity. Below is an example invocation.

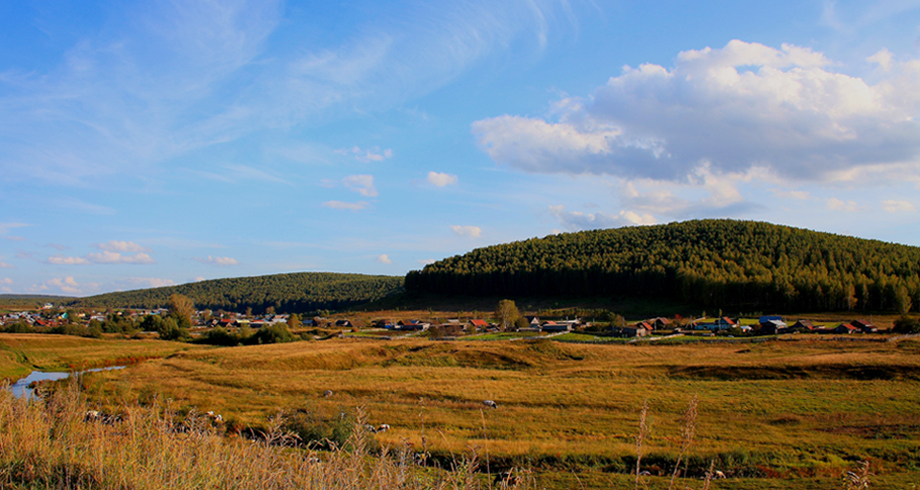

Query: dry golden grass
[0,382,537,490]
[7,334,920,489]
[0,333,195,379]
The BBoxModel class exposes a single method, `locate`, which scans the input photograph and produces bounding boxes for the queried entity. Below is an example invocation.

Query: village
[0,301,889,341]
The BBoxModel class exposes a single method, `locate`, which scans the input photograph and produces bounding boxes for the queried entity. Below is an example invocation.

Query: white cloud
[342,174,378,197]
[472,40,920,183]
[94,241,150,253]
[1,278,12,285]
[827,197,860,212]
[769,188,811,200]
[0,262,12,269]
[881,200,916,213]
[3,236,26,242]
[337,146,394,163]
[426,171,459,187]
[196,256,239,267]
[548,205,656,232]
[127,277,176,288]
[48,255,91,265]
[0,223,28,235]
[450,225,482,238]
[0,1,575,185]
[322,200,368,211]
[418,259,436,266]
[376,254,392,264]
[85,251,156,264]
[45,277,83,295]
[868,48,894,71]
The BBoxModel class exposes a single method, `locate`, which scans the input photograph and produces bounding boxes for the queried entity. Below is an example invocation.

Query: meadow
[3,332,917,489]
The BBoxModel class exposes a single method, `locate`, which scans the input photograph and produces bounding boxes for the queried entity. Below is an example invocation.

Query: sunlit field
[1,333,906,489]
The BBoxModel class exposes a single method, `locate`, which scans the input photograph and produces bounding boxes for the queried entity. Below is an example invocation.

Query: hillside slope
[406,220,920,313]
[68,272,404,313]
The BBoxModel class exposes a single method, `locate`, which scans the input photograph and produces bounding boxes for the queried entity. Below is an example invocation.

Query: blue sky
[1,0,919,296]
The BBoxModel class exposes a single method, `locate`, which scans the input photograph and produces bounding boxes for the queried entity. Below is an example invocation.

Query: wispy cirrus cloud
[342,174,378,197]
[336,146,393,163]
[322,200,368,211]
[1,0,570,185]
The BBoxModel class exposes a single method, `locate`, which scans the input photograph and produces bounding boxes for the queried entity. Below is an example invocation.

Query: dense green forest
[68,272,404,313]
[405,220,920,313]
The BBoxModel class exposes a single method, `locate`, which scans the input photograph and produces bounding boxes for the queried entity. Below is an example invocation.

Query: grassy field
[8,333,909,489]
[0,334,196,380]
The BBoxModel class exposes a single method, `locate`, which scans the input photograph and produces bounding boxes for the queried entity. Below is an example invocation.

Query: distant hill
[405,220,920,313]
[0,295,74,309]
[68,272,404,314]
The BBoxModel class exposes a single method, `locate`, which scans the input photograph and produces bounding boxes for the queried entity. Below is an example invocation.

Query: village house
[540,321,571,333]
[851,319,878,333]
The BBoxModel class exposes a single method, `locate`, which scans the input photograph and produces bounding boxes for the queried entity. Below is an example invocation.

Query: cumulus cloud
[376,254,392,264]
[867,48,893,71]
[343,174,378,197]
[323,200,368,211]
[827,197,860,212]
[94,241,150,253]
[426,171,459,187]
[418,259,436,266]
[196,256,239,266]
[48,255,91,265]
[548,205,656,231]
[881,200,916,213]
[472,40,920,183]
[450,225,482,238]
[0,262,12,269]
[336,146,393,163]
[45,277,83,295]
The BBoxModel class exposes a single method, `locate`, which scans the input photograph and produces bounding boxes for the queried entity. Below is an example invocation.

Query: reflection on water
[9,366,126,400]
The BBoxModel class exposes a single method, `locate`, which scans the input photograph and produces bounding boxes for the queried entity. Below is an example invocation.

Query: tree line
[405,220,920,313]
[67,272,404,314]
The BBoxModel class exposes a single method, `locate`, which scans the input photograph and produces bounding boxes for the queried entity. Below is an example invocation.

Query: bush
[893,316,920,334]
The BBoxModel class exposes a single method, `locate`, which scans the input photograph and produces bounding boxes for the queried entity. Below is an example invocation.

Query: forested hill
[68,272,404,313]
[405,220,920,313]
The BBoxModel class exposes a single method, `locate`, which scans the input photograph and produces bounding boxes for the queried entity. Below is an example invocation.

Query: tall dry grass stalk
[668,394,698,490]
[634,399,649,490]
[0,383,531,490]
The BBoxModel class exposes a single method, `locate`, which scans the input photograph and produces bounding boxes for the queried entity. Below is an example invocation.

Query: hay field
[61,335,920,489]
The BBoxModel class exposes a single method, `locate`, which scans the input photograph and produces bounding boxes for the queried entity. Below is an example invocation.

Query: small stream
[9,366,126,400]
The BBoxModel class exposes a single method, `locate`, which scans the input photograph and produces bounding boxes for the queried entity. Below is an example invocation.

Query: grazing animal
[206,411,223,423]
[84,410,121,425]
[494,469,523,487]
[323,390,333,397]
[376,424,390,433]
[483,400,498,409]
[363,424,378,434]
[713,470,726,479]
